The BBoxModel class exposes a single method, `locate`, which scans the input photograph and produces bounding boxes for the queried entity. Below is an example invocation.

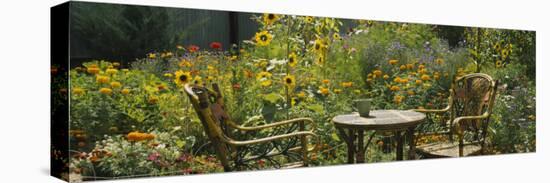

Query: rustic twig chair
[184,83,319,171]
[415,73,498,158]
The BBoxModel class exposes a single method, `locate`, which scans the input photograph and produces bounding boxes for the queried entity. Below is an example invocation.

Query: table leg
[407,126,416,160]
[395,131,403,161]
[337,128,356,164]
[347,129,356,164]
[356,130,366,163]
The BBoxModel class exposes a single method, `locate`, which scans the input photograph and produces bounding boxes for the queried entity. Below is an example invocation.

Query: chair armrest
[414,105,450,114]
[222,131,319,151]
[452,112,490,127]
[226,118,316,131]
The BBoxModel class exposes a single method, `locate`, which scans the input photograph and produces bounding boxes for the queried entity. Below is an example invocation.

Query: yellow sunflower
[174,70,192,86]
[96,75,110,84]
[313,39,326,54]
[263,13,280,25]
[305,16,314,23]
[110,81,121,88]
[121,88,130,95]
[256,71,272,80]
[99,88,113,95]
[332,33,341,40]
[72,87,85,96]
[288,52,298,67]
[255,31,273,46]
[496,60,503,68]
[283,75,296,88]
[388,59,398,65]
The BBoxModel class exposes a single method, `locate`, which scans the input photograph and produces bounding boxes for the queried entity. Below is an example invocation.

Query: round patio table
[332,110,426,164]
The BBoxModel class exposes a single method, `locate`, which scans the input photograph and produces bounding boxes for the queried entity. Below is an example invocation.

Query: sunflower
[255,31,273,46]
[322,79,330,84]
[501,49,510,59]
[260,80,272,87]
[86,65,100,74]
[388,59,398,65]
[332,33,341,40]
[383,74,390,80]
[288,52,298,67]
[193,76,203,86]
[496,60,503,68]
[283,75,296,88]
[316,56,325,65]
[406,63,414,70]
[263,13,280,25]
[174,70,192,86]
[341,82,353,88]
[256,71,272,80]
[305,16,313,23]
[313,39,326,54]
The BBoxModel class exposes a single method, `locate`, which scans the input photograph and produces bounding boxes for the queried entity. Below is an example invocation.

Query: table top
[332,110,426,130]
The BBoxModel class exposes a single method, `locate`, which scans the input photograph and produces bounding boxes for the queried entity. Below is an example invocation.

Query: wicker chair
[184,83,319,171]
[415,73,499,158]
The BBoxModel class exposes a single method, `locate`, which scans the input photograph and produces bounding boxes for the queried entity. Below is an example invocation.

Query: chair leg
[458,131,464,157]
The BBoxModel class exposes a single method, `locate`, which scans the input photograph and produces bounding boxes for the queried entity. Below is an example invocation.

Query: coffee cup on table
[353,99,372,117]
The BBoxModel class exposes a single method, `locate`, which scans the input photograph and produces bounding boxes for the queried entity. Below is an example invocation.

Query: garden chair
[415,73,499,158]
[184,83,319,172]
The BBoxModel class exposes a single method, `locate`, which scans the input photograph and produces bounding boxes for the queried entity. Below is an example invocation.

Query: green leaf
[306,104,325,114]
[263,93,281,104]
[175,140,185,148]
[331,132,340,141]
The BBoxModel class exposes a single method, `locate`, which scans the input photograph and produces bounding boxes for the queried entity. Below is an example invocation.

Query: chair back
[450,73,498,137]
[184,83,233,171]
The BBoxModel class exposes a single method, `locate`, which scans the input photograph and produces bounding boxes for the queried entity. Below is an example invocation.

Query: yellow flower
[110,81,121,88]
[313,39,326,54]
[393,77,402,83]
[112,62,120,67]
[179,59,193,67]
[341,82,353,88]
[121,88,130,95]
[415,80,422,85]
[148,53,156,59]
[174,70,192,86]
[501,49,510,59]
[305,16,314,23]
[418,64,425,70]
[205,76,214,82]
[399,65,407,70]
[283,75,296,88]
[406,63,414,70]
[390,85,400,91]
[383,74,389,80]
[99,88,113,95]
[164,73,173,78]
[407,90,415,96]
[334,89,342,94]
[263,13,280,25]
[193,76,203,86]
[288,52,298,67]
[96,75,110,84]
[332,33,341,40]
[421,74,431,81]
[393,95,404,104]
[255,31,273,46]
[256,71,272,80]
[322,79,330,84]
[435,58,444,64]
[72,87,85,96]
[260,80,272,87]
[316,56,325,65]
[297,91,307,98]
[400,77,409,84]
[496,60,503,68]
[373,70,383,77]
[106,68,118,75]
[388,59,398,65]
[319,86,329,96]
[148,95,159,104]
[86,65,100,74]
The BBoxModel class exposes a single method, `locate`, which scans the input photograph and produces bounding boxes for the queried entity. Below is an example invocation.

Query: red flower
[188,45,200,53]
[209,42,222,50]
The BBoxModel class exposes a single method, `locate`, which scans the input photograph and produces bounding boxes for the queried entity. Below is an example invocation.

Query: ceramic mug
[353,99,372,117]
